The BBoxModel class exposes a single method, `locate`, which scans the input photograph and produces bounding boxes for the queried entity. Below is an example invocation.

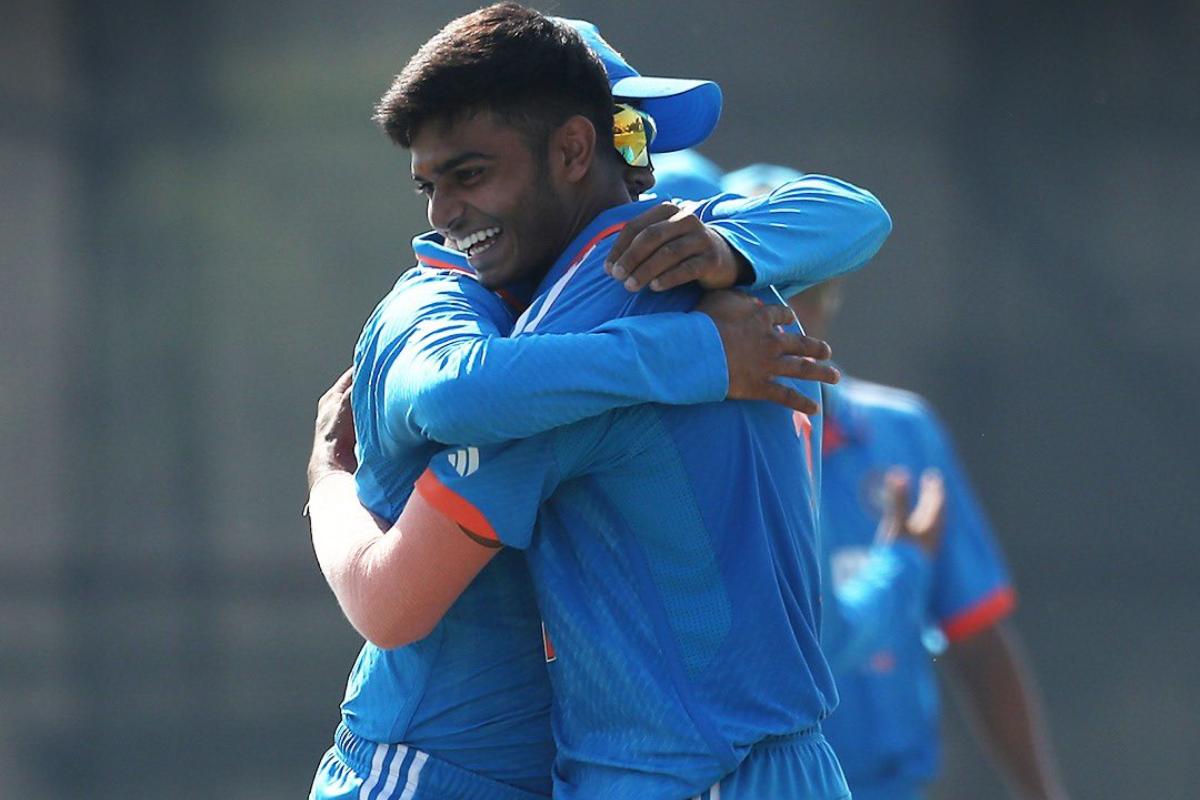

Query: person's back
[346,251,555,790]
[419,199,845,798]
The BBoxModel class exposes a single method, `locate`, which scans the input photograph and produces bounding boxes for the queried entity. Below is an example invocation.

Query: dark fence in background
[2,1,1196,797]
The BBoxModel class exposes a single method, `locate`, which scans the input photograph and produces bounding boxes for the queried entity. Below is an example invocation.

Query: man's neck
[512,172,631,299]
[554,177,632,271]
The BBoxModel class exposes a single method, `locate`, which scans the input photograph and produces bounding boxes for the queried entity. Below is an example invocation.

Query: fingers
[908,468,946,535]
[776,330,833,362]
[309,367,360,485]
[770,356,841,386]
[760,307,834,360]
[760,382,819,415]
[608,209,711,291]
[320,367,355,407]
[641,254,709,292]
[605,203,679,279]
[623,231,711,291]
[764,304,800,328]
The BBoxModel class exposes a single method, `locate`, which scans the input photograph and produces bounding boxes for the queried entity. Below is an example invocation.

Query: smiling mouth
[451,227,502,259]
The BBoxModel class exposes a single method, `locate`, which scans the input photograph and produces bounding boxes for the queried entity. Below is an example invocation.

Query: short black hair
[374,3,613,155]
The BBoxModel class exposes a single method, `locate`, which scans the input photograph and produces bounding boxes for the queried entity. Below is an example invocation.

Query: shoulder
[836,376,964,470]
[363,266,510,340]
[392,266,508,317]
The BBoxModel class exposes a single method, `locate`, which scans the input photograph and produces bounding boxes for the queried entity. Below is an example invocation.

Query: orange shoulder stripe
[414,467,500,544]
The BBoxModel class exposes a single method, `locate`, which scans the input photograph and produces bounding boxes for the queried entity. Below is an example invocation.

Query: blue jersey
[416,199,847,799]
[818,377,1015,791]
[337,179,890,793]
[345,236,728,792]
[676,174,891,300]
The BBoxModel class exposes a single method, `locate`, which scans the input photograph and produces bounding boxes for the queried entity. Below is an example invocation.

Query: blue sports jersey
[336,179,890,794]
[674,174,891,300]
[345,237,728,793]
[818,376,1015,792]
[416,199,850,798]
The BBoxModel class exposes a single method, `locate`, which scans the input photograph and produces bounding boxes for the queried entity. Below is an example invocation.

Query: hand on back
[605,202,750,293]
[308,367,358,491]
[696,290,839,415]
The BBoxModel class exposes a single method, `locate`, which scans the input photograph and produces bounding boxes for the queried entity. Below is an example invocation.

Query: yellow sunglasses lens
[613,103,656,168]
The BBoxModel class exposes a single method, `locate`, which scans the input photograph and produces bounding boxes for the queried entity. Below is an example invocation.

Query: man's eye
[414,182,433,197]
[456,168,484,184]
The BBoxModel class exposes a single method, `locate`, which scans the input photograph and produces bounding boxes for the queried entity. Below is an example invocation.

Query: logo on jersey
[447,446,480,477]
[792,411,814,474]
[541,622,557,663]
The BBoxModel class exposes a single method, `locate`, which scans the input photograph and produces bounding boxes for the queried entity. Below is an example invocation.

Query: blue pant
[309,723,548,800]
[691,728,852,800]
[841,776,924,800]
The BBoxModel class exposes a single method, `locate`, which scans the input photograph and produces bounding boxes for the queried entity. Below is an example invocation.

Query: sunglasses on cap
[612,103,657,168]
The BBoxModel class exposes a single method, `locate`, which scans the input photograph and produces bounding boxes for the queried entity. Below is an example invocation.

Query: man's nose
[428,185,466,234]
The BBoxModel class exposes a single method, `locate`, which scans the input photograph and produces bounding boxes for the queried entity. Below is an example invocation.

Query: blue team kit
[818,377,1015,798]
[310,183,888,800]
[311,14,890,792]
[417,199,850,798]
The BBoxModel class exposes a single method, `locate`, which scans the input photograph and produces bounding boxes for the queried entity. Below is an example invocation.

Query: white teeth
[453,227,500,253]
[471,237,497,257]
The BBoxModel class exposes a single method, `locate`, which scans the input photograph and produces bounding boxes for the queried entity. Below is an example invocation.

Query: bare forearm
[948,622,1069,800]
[307,474,428,647]
[307,473,498,649]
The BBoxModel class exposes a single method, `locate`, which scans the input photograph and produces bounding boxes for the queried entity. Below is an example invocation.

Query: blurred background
[2,0,1197,797]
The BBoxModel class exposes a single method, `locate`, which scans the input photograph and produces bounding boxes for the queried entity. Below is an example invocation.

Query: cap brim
[611,76,722,153]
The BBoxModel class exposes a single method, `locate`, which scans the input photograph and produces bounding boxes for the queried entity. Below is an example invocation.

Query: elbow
[332,565,439,650]
[874,201,893,242]
[361,627,425,652]
[874,201,893,246]
[355,612,437,651]
[860,193,893,253]
[841,196,892,273]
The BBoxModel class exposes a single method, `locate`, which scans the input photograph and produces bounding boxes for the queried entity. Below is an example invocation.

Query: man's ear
[550,115,598,184]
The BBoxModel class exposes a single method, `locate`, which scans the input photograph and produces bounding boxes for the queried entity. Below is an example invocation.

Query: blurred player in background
[657,155,1070,800]
[788,276,1069,800]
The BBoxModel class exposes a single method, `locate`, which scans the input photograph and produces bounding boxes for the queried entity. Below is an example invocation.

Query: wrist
[307,445,351,490]
[731,248,755,286]
[702,228,751,289]
[712,227,755,286]
[303,470,355,518]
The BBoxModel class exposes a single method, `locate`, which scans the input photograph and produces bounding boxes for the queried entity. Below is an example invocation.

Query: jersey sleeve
[413,414,614,550]
[370,269,727,450]
[691,175,892,299]
[822,541,933,672]
[917,408,1017,643]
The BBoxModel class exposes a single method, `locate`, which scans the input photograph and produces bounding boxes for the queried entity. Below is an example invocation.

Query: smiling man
[306,5,893,799]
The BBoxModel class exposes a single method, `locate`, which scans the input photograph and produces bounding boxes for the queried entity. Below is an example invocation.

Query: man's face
[411,111,571,289]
